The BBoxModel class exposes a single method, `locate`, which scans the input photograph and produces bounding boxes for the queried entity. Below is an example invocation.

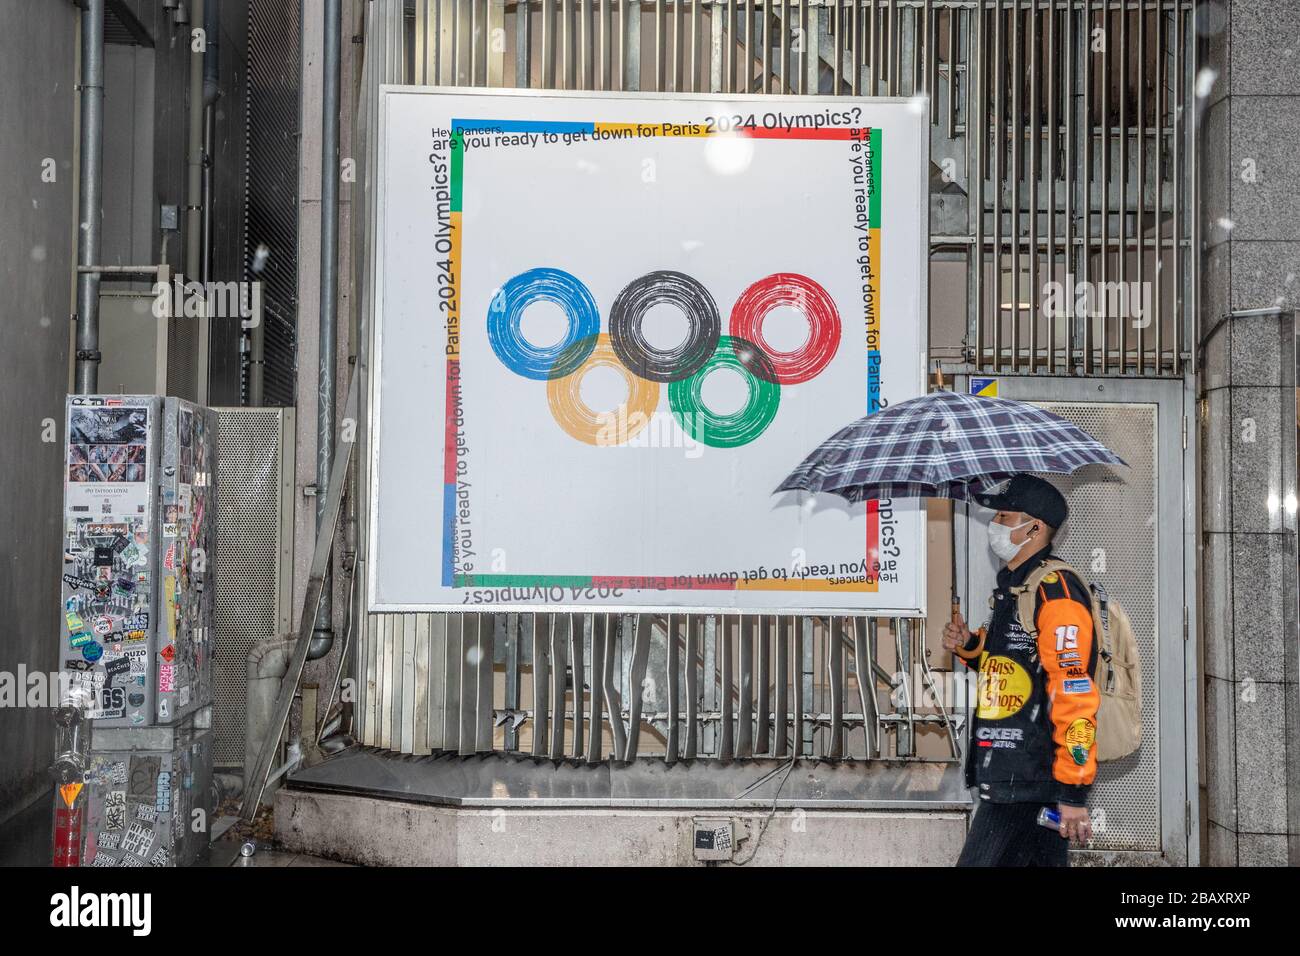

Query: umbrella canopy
[776,389,1126,503]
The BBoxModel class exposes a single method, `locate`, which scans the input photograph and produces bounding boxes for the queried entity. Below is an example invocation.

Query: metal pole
[74,0,105,394]
[312,0,342,660]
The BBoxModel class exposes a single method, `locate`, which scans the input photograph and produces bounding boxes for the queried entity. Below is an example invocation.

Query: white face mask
[988,519,1035,562]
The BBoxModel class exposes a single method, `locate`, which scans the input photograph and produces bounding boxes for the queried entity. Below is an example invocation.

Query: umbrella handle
[950,597,986,660]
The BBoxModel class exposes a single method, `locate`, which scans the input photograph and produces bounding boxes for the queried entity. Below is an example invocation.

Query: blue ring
[488,268,600,380]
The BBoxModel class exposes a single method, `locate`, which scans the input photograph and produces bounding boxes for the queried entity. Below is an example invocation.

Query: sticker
[976,655,1032,720]
[1065,718,1096,765]
[104,657,131,685]
[158,698,171,721]
[1042,572,1059,584]
[1063,677,1093,695]
[971,376,999,398]
[125,629,147,642]
[158,662,175,693]
[122,821,153,858]
[82,641,103,663]
[64,658,93,672]
[135,804,158,823]
[128,692,145,706]
[156,771,172,813]
[104,790,126,830]
[91,853,118,867]
[125,612,149,630]
[107,761,128,785]
[65,612,85,632]
[69,631,92,648]
[149,847,168,867]
[159,644,175,664]
[179,685,190,707]
[97,831,121,850]
[59,782,83,808]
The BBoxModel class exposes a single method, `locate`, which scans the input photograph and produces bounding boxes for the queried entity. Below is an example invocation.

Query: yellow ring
[547,334,660,445]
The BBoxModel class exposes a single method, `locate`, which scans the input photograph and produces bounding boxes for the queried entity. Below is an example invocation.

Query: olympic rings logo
[487,268,841,448]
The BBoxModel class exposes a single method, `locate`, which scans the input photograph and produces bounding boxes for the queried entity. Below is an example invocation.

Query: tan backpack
[1012,559,1142,762]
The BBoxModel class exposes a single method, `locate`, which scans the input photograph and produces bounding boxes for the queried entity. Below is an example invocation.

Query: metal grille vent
[213,408,290,768]
[1036,401,1159,852]
[243,0,301,406]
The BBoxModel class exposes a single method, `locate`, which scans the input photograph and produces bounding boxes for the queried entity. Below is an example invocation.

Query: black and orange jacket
[957,544,1100,807]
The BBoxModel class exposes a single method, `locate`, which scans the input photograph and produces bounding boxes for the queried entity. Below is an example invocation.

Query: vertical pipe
[75,0,105,394]
[570,612,585,756]
[684,615,699,758]
[666,613,680,761]
[851,0,860,96]
[774,615,790,757]
[945,6,955,138]
[973,4,984,367]
[1065,0,1075,372]
[310,0,342,659]
[756,615,771,754]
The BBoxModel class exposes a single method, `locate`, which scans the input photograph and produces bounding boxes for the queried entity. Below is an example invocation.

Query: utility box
[692,818,735,862]
[81,711,216,867]
[60,395,217,727]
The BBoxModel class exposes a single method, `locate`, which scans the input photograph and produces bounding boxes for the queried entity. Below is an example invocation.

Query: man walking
[943,474,1100,866]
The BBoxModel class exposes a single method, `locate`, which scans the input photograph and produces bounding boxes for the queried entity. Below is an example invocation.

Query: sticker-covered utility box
[81,714,215,867]
[60,396,217,727]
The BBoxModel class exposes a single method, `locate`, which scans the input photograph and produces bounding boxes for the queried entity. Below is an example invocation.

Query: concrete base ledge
[274,788,968,866]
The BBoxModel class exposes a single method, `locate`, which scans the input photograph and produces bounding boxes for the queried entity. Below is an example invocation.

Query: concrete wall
[0,0,78,823]
[1200,0,1300,866]
[275,789,967,866]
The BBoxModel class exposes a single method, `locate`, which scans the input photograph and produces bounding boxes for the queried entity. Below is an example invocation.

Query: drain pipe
[311,0,342,660]
[74,0,105,394]
[244,634,296,788]
[201,0,220,284]
[184,0,206,400]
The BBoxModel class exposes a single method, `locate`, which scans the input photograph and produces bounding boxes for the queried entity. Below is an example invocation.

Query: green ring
[669,335,780,448]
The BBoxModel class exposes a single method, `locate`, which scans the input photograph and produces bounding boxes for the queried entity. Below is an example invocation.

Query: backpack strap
[1009,559,1082,639]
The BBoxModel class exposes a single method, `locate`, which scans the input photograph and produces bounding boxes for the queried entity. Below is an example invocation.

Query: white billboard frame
[367,85,930,616]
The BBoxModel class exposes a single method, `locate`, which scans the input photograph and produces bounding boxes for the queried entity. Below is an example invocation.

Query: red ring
[728,273,841,384]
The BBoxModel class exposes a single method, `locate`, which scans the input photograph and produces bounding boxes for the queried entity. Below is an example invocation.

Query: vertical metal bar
[828,617,844,758]
[973,3,984,367]
[1154,0,1163,370]
[414,615,430,753]
[894,618,913,757]
[400,617,415,754]
[792,616,806,755]
[428,614,447,751]
[542,0,555,87]
[665,613,680,762]
[1029,1,1039,373]
[549,613,568,758]
[992,0,1003,371]
[744,0,753,94]
[1047,0,1057,372]
[477,612,494,751]
[1065,0,1075,372]
[603,613,627,759]
[870,0,879,96]
[1137,0,1146,374]
[832,0,842,93]
[1100,0,1110,373]
[1010,2,1020,372]
[684,615,700,758]
[885,0,896,95]
[851,0,860,96]
[703,615,718,753]
[570,612,585,756]
[779,0,789,94]
[852,617,878,758]
[531,613,550,755]
[756,614,771,755]
[441,615,461,751]
[1082,0,1093,373]
[925,0,935,108]
[587,613,605,762]
[625,0,642,92]
[1119,0,1129,372]
[623,614,652,760]
[868,617,882,756]
[774,615,790,757]
[795,621,806,754]
[736,615,754,757]
[1173,1,1183,375]
[719,615,735,760]
[457,615,476,754]
[503,614,520,751]
[654,0,666,91]
[516,0,532,87]
[946,5,956,138]
[690,0,701,91]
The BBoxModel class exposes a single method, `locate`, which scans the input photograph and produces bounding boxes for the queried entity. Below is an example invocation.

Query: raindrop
[251,243,270,273]
[39,316,51,328]
[1194,68,1218,100]
[703,131,753,176]
[1216,217,1235,232]
[31,245,46,262]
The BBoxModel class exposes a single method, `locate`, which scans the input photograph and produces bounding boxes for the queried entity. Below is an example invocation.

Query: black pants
[956,800,1070,867]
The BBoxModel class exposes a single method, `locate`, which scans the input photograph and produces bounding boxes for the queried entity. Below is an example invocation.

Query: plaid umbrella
[775,389,1126,502]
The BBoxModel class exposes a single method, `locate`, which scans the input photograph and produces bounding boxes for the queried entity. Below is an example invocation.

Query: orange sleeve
[1035,591,1100,797]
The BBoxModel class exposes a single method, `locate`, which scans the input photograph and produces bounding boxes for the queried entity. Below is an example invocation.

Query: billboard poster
[369,88,928,614]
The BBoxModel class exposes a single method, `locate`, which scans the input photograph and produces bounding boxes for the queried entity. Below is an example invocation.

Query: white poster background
[370,88,928,614]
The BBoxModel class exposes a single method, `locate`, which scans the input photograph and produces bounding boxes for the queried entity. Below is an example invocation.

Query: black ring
[608,270,721,383]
